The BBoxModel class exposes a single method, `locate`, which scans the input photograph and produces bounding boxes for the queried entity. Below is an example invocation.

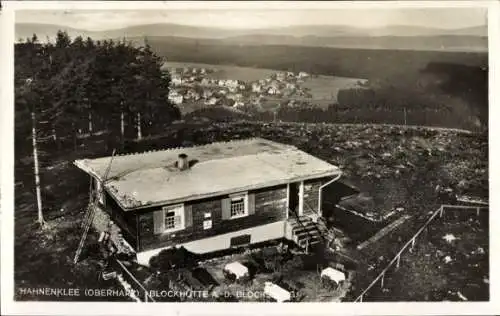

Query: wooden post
[476,207,480,216]
[89,177,93,203]
[137,112,142,141]
[404,107,407,126]
[88,110,93,135]
[396,255,401,269]
[31,112,44,226]
[120,111,125,139]
[359,294,363,302]
[380,273,384,289]
[440,206,444,218]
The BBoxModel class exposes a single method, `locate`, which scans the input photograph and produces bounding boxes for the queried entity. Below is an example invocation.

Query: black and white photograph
[1,0,498,314]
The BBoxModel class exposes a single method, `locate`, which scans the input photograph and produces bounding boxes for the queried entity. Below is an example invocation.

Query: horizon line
[15,21,488,33]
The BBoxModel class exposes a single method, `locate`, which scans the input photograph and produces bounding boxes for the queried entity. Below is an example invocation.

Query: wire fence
[354,204,488,302]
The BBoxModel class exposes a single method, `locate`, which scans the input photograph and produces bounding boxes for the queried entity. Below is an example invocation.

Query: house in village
[251,82,262,93]
[205,96,218,105]
[276,72,287,81]
[168,91,183,105]
[233,101,244,108]
[200,78,211,87]
[202,89,214,100]
[227,93,243,102]
[74,138,342,266]
[171,75,183,86]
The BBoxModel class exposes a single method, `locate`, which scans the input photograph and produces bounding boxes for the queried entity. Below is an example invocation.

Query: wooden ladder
[73,149,116,264]
[73,203,97,263]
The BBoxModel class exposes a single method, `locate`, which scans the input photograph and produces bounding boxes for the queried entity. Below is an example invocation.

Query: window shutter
[221,198,231,220]
[248,193,255,215]
[153,210,165,234]
[174,215,181,227]
[184,204,193,228]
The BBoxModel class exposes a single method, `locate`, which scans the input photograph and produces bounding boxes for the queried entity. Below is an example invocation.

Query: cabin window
[230,194,248,219]
[203,219,212,230]
[203,212,212,230]
[163,204,184,232]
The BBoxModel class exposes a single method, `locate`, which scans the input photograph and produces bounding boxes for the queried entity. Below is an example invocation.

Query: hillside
[14,120,488,302]
[146,38,487,80]
[221,35,487,52]
[15,23,487,52]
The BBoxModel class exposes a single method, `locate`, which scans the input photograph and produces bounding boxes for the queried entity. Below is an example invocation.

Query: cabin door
[288,181,304,217]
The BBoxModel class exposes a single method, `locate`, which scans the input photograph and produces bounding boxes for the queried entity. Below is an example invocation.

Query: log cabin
[74,138,342,265]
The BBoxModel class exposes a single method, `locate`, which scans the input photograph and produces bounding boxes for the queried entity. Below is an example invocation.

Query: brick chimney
[177,153,189,171]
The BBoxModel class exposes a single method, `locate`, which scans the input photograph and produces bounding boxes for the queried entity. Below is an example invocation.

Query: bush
[321,275,339,291]
[281,256,304,274]
[149,246,199,273]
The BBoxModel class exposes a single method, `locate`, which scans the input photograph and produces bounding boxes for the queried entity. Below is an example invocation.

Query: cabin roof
[74,137,341,211]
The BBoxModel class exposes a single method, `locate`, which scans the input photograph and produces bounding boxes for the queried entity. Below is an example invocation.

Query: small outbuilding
[264,281,291,302]
[223,261,249,281]
[320,267,346,290]
[321,267,346,283]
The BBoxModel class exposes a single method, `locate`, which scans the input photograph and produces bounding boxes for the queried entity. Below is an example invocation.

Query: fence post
[410,237,416,252]
[380,273,385,289]
[440,206,444,218]
[359,294,363,302]
[396,255,401,270]
[477,207,480,216]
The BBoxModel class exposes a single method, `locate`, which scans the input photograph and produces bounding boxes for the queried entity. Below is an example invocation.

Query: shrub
[149,246,199,273]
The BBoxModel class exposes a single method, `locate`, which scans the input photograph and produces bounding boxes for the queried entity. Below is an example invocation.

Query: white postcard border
[1,1,499,315]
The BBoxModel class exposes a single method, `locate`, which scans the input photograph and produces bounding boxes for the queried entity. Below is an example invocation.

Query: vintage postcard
[1,0,498,315]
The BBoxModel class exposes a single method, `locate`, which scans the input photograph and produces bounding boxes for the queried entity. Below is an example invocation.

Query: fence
[354,204,488,302]
[115,259,156,302]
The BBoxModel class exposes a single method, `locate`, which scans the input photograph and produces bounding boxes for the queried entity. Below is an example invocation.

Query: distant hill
[15,23,95,42]
[15,22,487,52]
[251,24,487,38]
[220,34,487,52]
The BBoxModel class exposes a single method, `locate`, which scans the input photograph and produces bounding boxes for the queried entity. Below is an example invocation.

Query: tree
[16,30,180,159]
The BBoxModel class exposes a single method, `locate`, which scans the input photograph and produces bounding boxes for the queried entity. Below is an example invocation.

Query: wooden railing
[354,204,488,302]
[115,258,156,302]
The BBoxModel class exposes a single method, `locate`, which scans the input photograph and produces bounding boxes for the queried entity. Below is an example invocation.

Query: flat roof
[74,138,341,211]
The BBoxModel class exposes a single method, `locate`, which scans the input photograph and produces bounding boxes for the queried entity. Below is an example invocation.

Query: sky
[15,8,487,31]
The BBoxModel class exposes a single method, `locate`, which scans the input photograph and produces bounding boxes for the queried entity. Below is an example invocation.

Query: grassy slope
[14,120,488,301]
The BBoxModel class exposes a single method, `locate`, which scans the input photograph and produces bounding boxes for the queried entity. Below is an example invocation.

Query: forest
[15,31,181,158]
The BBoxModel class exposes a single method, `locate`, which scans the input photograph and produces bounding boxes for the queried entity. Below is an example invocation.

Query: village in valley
[165,64,319,112]
[9,4,490,308]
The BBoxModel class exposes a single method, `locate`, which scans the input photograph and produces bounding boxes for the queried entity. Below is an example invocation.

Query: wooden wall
[103,191,138,248]
[136,184,288,252]
[303,178,329,215]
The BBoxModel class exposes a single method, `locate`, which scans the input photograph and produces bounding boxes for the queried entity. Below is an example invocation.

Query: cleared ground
[14,121,488,301]
[301,75,368,104]
[356,209,488,301]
